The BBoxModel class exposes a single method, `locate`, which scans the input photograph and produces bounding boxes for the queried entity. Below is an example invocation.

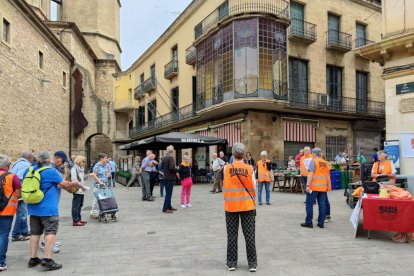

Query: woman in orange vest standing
[301,148,331,229]
[223,143,257,272]
[0,155,22,272]
[256,151,272,205]
[371,150,396,184]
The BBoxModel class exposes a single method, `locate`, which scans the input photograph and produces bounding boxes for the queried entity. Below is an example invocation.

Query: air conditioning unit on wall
[317,94,329,109]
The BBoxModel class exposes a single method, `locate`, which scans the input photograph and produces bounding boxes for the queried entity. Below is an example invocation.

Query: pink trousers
[181,177,193,205]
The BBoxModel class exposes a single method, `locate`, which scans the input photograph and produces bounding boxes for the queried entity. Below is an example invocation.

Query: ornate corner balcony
[288,18,317,44]
[326,30,352,53]
[186,46,196,65]
[164,60,179,80]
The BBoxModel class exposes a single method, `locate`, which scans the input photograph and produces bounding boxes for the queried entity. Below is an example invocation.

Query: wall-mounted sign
[396,82,414,95]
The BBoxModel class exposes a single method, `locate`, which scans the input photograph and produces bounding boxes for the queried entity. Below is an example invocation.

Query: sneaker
[0,264,7,271]
[249,267,257,272]
[28,257,42,268]
[325,215,332,223]
[41,259,62,271]
[186,204,192,208]
[226,265,236,271]
[181,204,187,208]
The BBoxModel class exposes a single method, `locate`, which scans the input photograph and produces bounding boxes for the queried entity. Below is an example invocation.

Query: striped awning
[284,121,316,142]
[195,129,210,137]
[213,122,241,147]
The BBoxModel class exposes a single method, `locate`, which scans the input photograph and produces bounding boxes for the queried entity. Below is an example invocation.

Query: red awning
[213,122,241,147]
[284,121,316,142]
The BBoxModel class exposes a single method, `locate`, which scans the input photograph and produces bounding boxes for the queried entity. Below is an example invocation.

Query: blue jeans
[0,216,14,266]
[305,191,327,225]
[159,179,165,197]
[111,172,116,186]
[162,180,175,211]
[257,182,270,204]
[301,176,308,190]
[326,194,331,216]
[12,201,29,238]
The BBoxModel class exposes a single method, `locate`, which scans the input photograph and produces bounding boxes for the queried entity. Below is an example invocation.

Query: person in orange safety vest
[223,143,257,272]
[301,148,331,229]
[371,150,396,183]
[0,155,22,271]
[256,151,272,206]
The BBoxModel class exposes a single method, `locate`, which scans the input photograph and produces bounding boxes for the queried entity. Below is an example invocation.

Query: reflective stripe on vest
[223,162,256,212]
[0,173,18,216]
[300,154,312,177]
[309,158,331,192]
[257,160,271,182]
[372,161,396,182]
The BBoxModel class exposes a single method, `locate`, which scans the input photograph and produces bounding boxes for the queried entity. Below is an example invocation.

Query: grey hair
[0,155,11,168]
[182,155,190,161]
[21,150,34,159]
[232,143,246,159]
[260,151,267,157]
[36,151,51,165]
[304,147,311,151]
[166,145,174,153]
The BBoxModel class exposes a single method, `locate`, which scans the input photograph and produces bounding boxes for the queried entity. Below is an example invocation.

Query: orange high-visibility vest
[256,160,271,183]
[372,160,396,183]
[0,171,18,216]
[300,153,313,177]
[309,158,331,192]
[223,161,256,212]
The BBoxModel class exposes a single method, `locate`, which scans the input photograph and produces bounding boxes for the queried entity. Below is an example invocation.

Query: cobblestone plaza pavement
[6,181,414,276]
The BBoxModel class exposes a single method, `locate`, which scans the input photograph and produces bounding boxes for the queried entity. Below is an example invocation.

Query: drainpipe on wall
[69,64,73,156]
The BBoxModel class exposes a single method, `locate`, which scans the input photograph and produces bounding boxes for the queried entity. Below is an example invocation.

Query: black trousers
[225,210,257,268]
[72,194,84,222]
[149,171,157,196]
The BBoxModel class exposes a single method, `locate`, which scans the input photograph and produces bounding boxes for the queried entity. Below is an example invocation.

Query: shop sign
[396,82,414,95]
[384,140,400,169]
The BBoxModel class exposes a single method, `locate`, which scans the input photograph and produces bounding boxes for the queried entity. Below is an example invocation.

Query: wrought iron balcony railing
[288,18,317,44]
[194,0,289,40]
[354,37,375,48]
[142,77,157,94]
[134,84,145,100]
[129,104,195,138]
[326,29,352,52]
[164,60,179,80]
[288,90,385,117]
[185,46,196,65]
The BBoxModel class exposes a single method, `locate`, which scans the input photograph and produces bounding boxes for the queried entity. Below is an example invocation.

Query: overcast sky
[120,0,193,70]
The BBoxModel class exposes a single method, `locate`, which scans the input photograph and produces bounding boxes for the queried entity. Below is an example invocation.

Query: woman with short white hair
[256,151,272,205]
[71,155,89,226]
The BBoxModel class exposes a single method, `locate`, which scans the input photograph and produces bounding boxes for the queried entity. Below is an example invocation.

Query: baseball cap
[54,151,69,163]
[311,148,322,154]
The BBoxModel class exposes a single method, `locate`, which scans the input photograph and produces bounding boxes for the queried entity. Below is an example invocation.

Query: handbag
[363,181,379,194]
[375,163,390,183]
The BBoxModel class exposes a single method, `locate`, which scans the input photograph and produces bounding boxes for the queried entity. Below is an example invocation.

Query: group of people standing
[124,146,194,213]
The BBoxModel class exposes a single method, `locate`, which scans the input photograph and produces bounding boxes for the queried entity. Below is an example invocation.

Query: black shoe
[210,190,216,194]
[259,203,263,205]
[216,190,223,193]
[300,223,313,228]
[317,224,324,228]
[41,259,62,270]
[28,257,42,268]
[142,197,147,201]
[266,203,271,205]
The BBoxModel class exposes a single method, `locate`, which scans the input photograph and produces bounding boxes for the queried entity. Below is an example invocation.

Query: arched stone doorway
[86,133,113,170]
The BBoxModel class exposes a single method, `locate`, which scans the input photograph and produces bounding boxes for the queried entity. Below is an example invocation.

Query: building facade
[115,0,385,167]
[358,0,414,174]
[0,0,121,163]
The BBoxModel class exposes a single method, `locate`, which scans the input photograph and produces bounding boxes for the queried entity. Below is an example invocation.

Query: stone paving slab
[5,181,414,275]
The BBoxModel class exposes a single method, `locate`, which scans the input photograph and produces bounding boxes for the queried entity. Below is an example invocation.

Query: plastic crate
[330,171,341,190]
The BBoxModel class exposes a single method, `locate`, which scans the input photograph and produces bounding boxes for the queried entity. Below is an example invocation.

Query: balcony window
[354,23,373,48]
[172,87,179,113]
[289,58,308,106]
[326,65,343,111]
[218,0,229,21]
[356,71,368,113]
[148,100,157,123]
[136,106,145,126]
[140,73,144,85]
[150,64,156,81]
[194,23,202,40]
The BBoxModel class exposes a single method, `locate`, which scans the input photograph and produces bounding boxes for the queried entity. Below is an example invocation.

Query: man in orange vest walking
[301,148,331,229]
[223,143,257,272]
[0,155,22,271]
